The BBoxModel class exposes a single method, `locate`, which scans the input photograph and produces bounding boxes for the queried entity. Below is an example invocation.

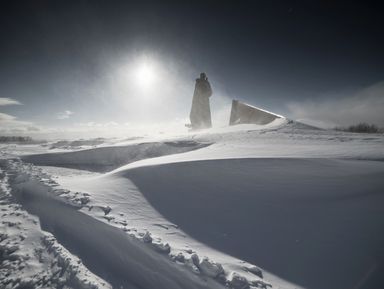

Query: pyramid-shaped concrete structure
[229,100,283,125]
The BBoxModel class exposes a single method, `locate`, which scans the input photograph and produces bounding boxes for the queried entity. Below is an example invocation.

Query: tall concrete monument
[189,72,212,130]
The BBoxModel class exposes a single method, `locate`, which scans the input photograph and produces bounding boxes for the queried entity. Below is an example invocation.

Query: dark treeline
[335,123,381,133]
[0,136,33,143]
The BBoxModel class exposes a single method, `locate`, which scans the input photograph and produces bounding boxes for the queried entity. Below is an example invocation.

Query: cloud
[0,97,22,106]
[0,98,38,134]
[287,81,384,128]
[57,110,74,119]
[0,112,17,121]
[0,112,40,134]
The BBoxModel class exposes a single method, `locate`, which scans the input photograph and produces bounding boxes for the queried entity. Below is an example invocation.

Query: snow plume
[95,50,234,128]
[287,81,384,128]
[211,95,232,128]
[0,97,22,106]
[57,110,74,119]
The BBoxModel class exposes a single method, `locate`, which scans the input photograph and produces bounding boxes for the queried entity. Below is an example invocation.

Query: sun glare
[136,62,156,88]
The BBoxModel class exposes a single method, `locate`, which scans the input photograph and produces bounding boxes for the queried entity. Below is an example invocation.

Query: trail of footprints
[2,159,272,289]
[0,161,111,289]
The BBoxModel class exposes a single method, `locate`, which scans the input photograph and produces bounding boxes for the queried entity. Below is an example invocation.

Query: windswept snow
[3,159,228,289]
[109,120,384,173]
[1,120,384,289]
[22,140,210,172]
[121,158,384,289]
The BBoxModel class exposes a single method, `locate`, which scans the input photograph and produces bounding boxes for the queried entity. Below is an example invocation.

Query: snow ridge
[22,140,210,172]
[0,161,111,289]
[2,158,271,289]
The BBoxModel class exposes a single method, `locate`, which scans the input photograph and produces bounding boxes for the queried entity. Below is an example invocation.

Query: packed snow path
[7,170,226,289]
[0,163,111,289]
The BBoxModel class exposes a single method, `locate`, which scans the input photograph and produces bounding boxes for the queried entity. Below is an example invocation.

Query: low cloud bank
[0,97,22,106]
[0,98,40,134]
[287,82,384,128]
[0,112,40,134]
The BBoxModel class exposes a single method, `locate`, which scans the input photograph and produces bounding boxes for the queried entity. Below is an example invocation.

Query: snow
[1,120,384,289]
[22,140,209,172]
[120,158,384,289]
[9,175,224,289]
[0,164,111,289]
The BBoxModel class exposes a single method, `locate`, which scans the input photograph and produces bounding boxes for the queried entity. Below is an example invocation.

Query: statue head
[200,72,207,80]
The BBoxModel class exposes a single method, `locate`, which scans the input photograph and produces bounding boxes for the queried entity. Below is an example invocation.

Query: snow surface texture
[122,158,384,289]
[1,119,384,289]
[0,162,112,289]
[2,159,231,289]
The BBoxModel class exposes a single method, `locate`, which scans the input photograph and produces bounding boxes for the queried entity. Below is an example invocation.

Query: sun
[136,62,156,88]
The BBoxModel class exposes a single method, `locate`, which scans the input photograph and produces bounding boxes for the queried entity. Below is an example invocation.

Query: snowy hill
[1,121,384,289]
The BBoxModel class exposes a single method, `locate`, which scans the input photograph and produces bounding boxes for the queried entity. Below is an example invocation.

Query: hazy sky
[1,0,383,135]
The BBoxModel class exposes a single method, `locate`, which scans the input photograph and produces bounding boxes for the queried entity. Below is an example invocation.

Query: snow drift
[22,140,209,172]
[118,158,384,289]
[6,162,226,289]
[2,120,384,289]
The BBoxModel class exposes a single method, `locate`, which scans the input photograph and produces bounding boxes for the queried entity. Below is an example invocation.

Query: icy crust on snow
[0,163,111,289]
[2,159,271,289]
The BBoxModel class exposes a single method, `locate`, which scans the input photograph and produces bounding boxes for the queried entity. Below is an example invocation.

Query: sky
[1,0,383,136]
